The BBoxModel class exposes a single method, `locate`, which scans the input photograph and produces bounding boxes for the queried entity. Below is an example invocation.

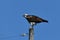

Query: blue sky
[0,0,60,40]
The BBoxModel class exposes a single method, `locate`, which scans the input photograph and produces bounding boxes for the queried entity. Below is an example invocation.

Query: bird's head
[23,13,29,18]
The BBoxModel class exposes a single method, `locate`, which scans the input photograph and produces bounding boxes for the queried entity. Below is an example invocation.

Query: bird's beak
[23,15,25,17]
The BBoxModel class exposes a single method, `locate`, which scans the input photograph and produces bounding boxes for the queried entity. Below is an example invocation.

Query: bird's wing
[31,15,43,21]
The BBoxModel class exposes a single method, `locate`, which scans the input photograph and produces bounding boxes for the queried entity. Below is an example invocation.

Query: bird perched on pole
[23,14,48,26]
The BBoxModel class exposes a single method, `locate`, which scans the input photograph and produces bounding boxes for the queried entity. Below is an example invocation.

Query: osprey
[23,14,48,26]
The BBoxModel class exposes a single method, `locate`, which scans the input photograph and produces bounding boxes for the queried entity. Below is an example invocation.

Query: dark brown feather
[25,15,48,23]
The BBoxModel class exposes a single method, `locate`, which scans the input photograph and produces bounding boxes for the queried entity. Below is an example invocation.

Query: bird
[23,14,48,26]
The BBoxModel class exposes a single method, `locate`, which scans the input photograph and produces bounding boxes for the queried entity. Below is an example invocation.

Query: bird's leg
[30,22,36,28]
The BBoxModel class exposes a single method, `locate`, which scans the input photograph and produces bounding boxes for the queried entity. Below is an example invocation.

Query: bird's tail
[43,20,48,23]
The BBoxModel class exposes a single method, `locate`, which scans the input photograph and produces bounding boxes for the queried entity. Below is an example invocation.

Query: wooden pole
[29,25,34,40]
